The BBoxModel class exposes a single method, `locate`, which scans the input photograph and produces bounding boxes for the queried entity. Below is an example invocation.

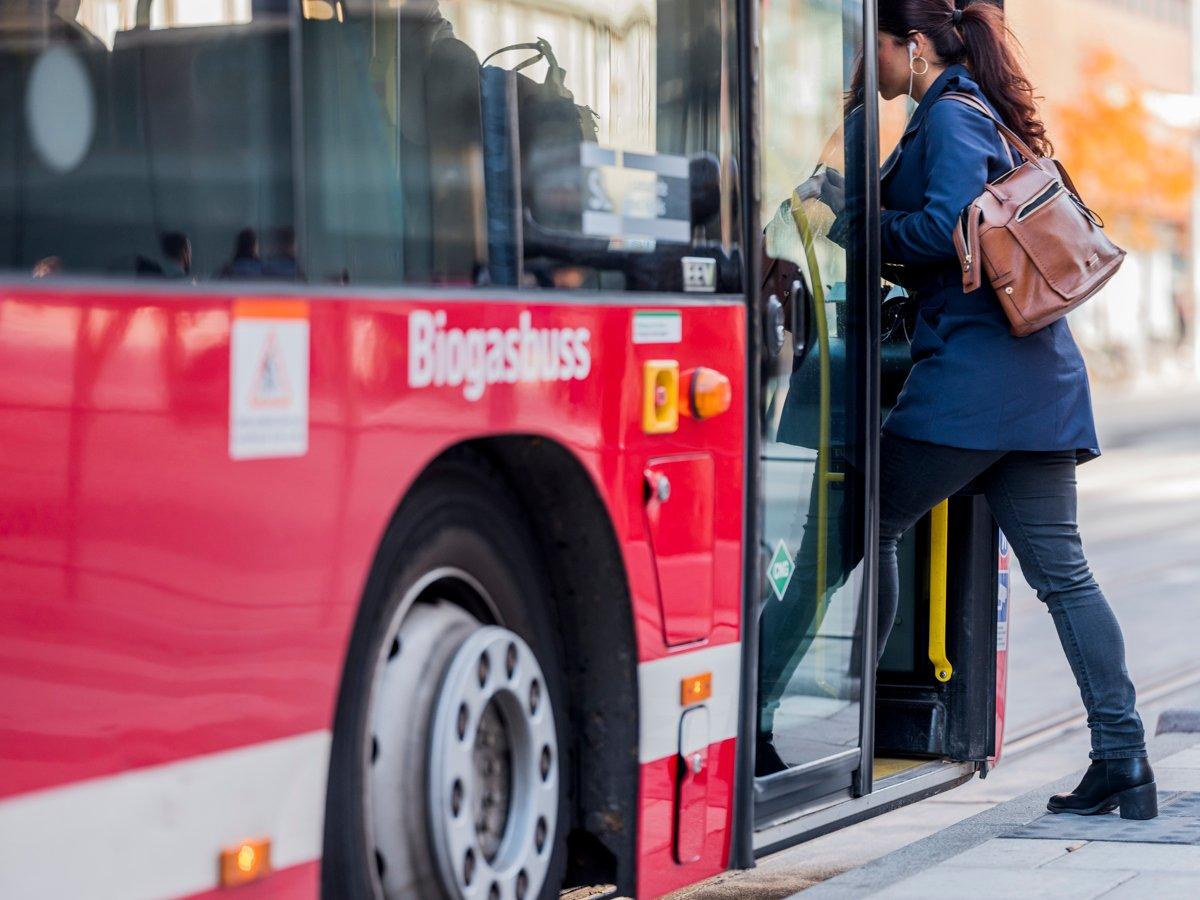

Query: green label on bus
[768,540,794,601]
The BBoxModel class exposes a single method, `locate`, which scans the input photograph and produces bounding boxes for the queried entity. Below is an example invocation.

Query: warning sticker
[229,300,309,460]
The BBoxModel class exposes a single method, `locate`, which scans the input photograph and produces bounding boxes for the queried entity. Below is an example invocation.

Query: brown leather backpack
[944,92,1125,337]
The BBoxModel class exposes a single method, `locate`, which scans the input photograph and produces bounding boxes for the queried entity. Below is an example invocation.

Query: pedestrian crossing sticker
[229,299,309,460]
[248,333,294,409]
[768,539,794,601]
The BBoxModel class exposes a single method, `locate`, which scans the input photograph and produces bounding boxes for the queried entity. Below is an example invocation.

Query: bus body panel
[638,736,738,897]
[0,286,746,896]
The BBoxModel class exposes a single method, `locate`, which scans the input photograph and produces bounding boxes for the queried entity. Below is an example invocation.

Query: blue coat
[880,63,1100,462]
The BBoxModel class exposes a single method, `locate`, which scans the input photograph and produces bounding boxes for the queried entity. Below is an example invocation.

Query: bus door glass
[755,0,870,812]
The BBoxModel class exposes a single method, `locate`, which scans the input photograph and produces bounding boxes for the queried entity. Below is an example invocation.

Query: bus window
[1,1,742,293]
[0,0,296,282]
[303,0,744,292]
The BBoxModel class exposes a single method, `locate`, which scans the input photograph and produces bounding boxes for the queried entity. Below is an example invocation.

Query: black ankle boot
[755,733,788,777]
[1047,757,1158,819]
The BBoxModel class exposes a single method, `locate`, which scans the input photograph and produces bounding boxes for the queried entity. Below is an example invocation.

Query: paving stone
[1002,791,1200,845]
[1155,767,1200,792]
[1045,841,1200,873]
[939,838,1082,869]
[1099,873,1200,898]
[870,865,1135,899]
[1156,748,1200,769]
[799,733,1200,900]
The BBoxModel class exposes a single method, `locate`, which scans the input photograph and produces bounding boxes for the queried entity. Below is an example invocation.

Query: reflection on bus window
[0,0,742,293]
[0,0,293,282]
[304,0,743,290]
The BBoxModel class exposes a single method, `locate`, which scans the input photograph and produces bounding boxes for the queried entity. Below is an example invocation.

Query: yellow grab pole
[928,500,953,682]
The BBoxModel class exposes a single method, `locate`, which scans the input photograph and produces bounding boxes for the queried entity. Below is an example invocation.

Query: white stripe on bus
[0,731,329,900]
[638,642,742,763]
[0,642,745,896]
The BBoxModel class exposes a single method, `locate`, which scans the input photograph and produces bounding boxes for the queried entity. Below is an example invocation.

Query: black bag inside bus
[480,38,599,234]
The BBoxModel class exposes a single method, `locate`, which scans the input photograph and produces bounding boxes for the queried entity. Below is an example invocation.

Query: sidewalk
[800,715,1200,899]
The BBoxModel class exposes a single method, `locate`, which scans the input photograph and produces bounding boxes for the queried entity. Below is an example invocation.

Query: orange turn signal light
[680,672,713,706]
[680,367,732,420]
[220,838,272,888]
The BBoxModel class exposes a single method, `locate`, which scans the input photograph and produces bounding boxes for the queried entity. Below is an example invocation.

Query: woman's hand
[795,165,846,216]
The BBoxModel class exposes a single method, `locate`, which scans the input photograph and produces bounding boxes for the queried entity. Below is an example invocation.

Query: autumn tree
[1053,47,1192,251]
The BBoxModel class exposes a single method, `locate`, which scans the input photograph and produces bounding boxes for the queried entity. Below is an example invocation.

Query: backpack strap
[938,91,1038,168]
[940,92,1093,204]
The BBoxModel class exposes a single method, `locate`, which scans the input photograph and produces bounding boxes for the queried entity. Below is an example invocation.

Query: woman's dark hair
[845,50,866,116]
[879,0,1052,157]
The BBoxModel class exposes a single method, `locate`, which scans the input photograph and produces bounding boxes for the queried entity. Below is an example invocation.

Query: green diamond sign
[768,539,794,600]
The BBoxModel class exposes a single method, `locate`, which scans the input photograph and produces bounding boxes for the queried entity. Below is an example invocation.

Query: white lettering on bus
[408,310,591,401]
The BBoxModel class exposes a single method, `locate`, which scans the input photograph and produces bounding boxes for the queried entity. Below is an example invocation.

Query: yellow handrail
[928,500,953,682]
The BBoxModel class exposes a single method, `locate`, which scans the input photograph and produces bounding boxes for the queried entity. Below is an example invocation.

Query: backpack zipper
[1015,181,1064,221]
[959,204,977,269]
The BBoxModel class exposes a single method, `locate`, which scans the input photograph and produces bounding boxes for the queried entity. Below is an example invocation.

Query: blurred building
[1006,0,1196,386]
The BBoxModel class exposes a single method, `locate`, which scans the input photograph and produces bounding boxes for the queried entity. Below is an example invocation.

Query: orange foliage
[1053,48,1193,250]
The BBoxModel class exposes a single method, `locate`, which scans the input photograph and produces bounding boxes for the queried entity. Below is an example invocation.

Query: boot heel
[1118,781,1158,820]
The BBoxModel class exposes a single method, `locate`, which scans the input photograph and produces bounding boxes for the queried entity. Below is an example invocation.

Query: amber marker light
[680,367,732,420]
[680,672,713,706]
[220,838,272,888]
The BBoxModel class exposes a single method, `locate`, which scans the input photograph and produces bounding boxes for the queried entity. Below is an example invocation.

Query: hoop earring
[910,55,930,76]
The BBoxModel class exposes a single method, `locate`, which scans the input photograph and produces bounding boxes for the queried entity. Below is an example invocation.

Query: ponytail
[879,0,1053,157]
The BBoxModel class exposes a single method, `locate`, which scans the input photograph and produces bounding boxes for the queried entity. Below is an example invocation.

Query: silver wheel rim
[428,627,558,900]
[364,571,558,900]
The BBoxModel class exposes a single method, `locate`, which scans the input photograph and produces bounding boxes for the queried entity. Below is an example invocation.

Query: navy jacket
[881,63,1100,462]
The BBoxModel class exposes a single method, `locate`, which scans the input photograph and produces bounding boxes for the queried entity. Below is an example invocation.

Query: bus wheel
[324,460,569,900]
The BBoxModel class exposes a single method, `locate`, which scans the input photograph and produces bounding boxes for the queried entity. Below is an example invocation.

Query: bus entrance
[753,0,1003,846]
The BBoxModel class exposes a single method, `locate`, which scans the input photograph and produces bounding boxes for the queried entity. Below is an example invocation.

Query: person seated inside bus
[262,227,301,280]
[219,228,264,280]
[159,232,193,281]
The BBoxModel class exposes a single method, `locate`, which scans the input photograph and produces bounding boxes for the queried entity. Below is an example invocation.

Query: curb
[1155,708,1200,736]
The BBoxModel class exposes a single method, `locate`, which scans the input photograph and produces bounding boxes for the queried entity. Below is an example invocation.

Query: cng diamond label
[768,540,794,600]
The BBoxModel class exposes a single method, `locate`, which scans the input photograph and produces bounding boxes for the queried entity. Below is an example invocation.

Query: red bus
[0,0,1009,897]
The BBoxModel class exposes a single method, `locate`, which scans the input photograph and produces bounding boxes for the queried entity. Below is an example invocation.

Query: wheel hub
[428,626,558,900]
[472,698,512,862]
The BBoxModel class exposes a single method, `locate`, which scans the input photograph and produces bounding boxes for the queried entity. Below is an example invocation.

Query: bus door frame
[730,0,883,868]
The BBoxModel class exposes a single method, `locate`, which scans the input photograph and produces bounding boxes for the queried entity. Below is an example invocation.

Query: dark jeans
[759,434,1148,761]
[879,434,1146,760]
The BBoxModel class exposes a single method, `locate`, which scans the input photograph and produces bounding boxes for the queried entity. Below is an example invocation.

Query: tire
[323,453,570,900]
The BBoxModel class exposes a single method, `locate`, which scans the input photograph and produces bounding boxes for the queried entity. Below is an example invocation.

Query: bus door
[754,0,1002,832]
[755,0,873,822]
